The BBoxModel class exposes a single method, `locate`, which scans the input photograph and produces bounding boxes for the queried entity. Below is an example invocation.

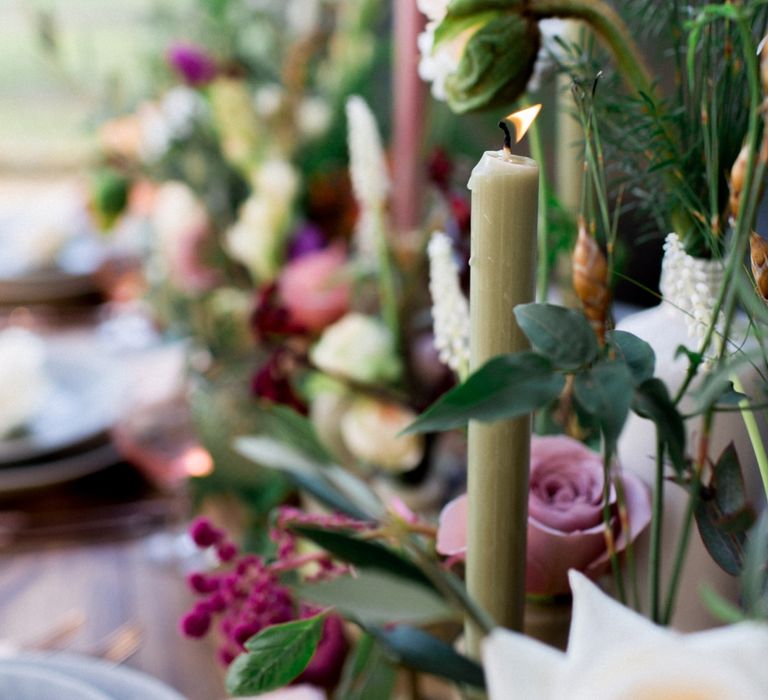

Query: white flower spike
[483,570,768,700]
[345,96,390,263]
[427,232,470,378]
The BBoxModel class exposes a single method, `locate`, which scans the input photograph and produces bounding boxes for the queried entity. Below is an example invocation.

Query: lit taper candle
[465,108,540,658]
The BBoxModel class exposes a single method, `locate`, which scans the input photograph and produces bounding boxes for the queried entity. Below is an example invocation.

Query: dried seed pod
[750,231,768,301]
[729,144,749,222]
[572,220,609,344]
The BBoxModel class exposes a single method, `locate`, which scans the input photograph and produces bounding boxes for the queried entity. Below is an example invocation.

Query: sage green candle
[465,149,539,658]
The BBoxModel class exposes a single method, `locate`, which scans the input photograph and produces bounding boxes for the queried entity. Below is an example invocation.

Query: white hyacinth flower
[484,570,768,699]
[345,96,390,263]
[659,233,724,348]
[427,232,470,378]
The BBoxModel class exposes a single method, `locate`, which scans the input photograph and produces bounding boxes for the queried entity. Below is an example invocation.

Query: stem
[663,414,711,624]
[528,113,550,301]
[602,448,626,604]
[648,434,665,623]
[732,374,768,501]
[530,0,654,99]
[374,207,400,346]
[530,0,693,238]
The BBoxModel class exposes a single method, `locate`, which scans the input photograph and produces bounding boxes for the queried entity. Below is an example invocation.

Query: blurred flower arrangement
[76,0,768,697]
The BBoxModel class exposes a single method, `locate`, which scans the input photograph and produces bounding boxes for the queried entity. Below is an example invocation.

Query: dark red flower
[251,283,307,342]
[250,349,307,415]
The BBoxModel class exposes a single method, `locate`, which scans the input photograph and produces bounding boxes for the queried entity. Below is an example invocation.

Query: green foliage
[292,526,437,592]
[296,570,453,626]
[515,303,599,370]
[607,330,655,384]
[334,634,397,700]
[404,352,565,434]
[369,625,485,689]
[225,613,327,696]
[631,378,686,475]
[573,360,633,451]
[694,443,755,576]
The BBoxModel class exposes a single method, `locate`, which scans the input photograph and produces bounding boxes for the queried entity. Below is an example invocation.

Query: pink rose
[278,246,351,332]
[436,435,651,597]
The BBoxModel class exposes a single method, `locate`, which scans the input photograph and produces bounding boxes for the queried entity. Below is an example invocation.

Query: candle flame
[505,104,542,143]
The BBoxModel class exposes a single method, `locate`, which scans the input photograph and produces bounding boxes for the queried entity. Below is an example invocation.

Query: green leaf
[404,352,565,434]
[225,613,326,696]
[694,443,755,576]
[631,378,686,475]
[334,634,397,700]
[369,625,485,689]
[700,584,747,624]
[296,571,453,626]
[573,360,633,450]
[514,303,599,369]
[607,330,655,384]
[235,436,384,520]
[292,526,437,592]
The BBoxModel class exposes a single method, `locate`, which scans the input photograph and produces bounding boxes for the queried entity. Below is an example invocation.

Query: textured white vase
[616,234,767,631]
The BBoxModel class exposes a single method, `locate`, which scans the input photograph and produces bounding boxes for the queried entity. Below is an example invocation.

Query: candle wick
[498,121,512,156]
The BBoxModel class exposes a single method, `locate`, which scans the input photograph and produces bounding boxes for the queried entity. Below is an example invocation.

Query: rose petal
[526,520,608,596]
[436,494,468,556]
[279,246,350,332]
[586,470,652,574]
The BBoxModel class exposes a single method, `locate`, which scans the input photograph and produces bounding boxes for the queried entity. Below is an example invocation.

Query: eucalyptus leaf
[225,613,326,696]
[631,378,686,475]
[404,352,565,434]
[292,526,436,592]
[369,625,485,689]
[296,571,453,626]
[694,443,755,576]
[334,634,397,700]
[573,360,633,449]
[235,437,382,520]
[607,330,655,384]
[515,303,599,369]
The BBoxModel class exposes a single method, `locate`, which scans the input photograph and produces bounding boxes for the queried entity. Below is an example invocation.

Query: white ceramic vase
[616,233,767,631]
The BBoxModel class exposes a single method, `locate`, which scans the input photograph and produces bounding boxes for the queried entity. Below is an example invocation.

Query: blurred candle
[465,115,539,658]
[392,0,427,234]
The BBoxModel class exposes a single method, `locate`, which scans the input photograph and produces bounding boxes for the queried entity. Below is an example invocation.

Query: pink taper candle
[392,0,428,234]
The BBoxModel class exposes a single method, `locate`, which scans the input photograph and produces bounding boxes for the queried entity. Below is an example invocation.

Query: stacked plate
[0,653,185,699]
[0,351,124,493]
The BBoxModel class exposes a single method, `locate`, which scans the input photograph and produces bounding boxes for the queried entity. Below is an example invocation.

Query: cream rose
[339,398,424,472]
[484,570,768,699]
[309,313,402,385]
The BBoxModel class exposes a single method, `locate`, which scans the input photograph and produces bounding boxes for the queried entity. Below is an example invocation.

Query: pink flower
[278,246,351,333]
[436,435,651,597]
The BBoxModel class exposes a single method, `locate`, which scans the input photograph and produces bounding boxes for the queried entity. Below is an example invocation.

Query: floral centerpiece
[89,0,768,697]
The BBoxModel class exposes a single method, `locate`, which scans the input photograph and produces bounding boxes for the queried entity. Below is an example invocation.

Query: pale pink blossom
[437,435,651,596]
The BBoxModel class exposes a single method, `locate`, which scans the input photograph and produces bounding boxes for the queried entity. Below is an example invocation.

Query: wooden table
[0,465,225,700]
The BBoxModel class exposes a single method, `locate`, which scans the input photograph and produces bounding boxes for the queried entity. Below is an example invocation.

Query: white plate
[1,652,186,700]
[0,443,120,493]
[0,354,123,465]
[0,662,111,700]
